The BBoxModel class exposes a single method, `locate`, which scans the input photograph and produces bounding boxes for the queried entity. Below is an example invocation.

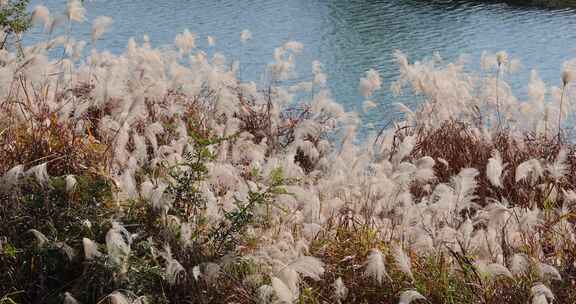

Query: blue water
[27,0,576,129]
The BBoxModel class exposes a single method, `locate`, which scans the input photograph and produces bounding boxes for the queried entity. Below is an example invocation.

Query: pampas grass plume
[392,244,413,280]
[66,0,85,23]
[31,5,50,30]
[398,290,426,304]
[63,292,79,304]
[92,16,113,44]
[240,29,252,43]
[364,248,390,284]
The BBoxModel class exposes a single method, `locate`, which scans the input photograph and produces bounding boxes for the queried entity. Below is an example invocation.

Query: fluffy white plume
[165,259,185,285]
[496,51,508,67]
[258,285,274,303]
[105,291,146,304]
[271,276,296,303]
[364,248,390,284]
[548,149,568,181]
[106,222,131,271]
[192,265,201,281]
[2,164,24,187]
[531,283,554,304]
[82,238,102,260]
[486,150,507,187]
[392,244,413,280]
[240,29,252,43]
[66,0,85,23]
[561,68,575,87]
[92,16,113,43]
[31,5,50,29]
[27,163,49,185]
[484,262,513,279]
[333,277,348,303]
[29,229,49,247]
[63,292,79,304]
[288,256,325,280]
[392,135,416,165]
[359,69,382,98]
[510,253,530,276]
[55,242,76,261]
[398,290,426,304]
[207,35,215,46]
[538,262,562,281]
[175,29,195,55]
[452,168,479,209]
[516,159,544,183]
[65,175,77,193]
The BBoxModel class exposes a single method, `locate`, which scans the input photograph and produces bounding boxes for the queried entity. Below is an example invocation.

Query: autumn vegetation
[2,1,576,304]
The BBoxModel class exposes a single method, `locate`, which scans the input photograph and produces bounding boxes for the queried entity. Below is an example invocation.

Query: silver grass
[65,175,77,193]
[484,262,513,279]
[104,291,147,304]
[28,229,49,247]
[106,222,131,268]
[258,285,274,303]
[538,262,562,281]
[192,265,201,281]
[486,150,507,188]
[359,69,381,98]
[531,283,555,304]
[165,259,185,285]
[180,222,192,247]
[510,253,530,276]
[91,16,113,44]
[516,159,543,183]
[452,168,479,210]
[207,36,215,46]
[65,0,85,23]
[271,276,296,304]
[204,262,221,283]
[286,256,324,281]
[563,189,576,203]
[496,51,508,67]
[27,163,49,186]
[55,242,76,261]
[392,244,413,280]
[31,5,50,30]
[174,29,195,55]
[240,29,252,43]
[63,292,79,304]
[2,164,24,187]
[561,68,575,87]
[392,135,415,165]
[333,277,348,303]
[548,149,568,181]
[107,292,131,304]
[364,248,390,284]
[276,265,299,296]
[82,238,102,260]
[312,60,327,86]
[398,290,426,304]
[532,294,548,304]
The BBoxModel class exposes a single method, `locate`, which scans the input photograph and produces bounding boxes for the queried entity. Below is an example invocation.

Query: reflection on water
[27,0,576,129]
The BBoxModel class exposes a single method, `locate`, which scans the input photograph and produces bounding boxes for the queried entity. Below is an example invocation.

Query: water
[27,0,576,130]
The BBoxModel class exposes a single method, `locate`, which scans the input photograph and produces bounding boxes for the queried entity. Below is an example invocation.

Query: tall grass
[2,2,576,303]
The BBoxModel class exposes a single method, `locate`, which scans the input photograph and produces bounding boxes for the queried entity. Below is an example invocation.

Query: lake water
[27,0,576,130]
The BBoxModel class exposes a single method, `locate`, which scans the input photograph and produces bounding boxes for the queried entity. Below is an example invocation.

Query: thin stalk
[558,84,566,143]
[496,64,501,129]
